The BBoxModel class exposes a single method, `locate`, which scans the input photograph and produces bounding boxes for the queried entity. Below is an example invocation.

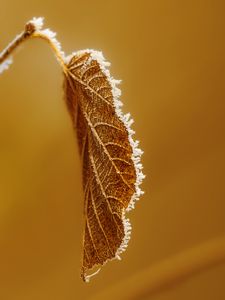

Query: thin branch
[0,19,40,67]
[0,17,66,74]
[0,26,33,65]
[90,235,225,300]
[31,30,66,71]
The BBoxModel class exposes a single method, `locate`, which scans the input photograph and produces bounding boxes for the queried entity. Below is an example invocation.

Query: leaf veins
[63,50,144,282]
[0,17,144,283]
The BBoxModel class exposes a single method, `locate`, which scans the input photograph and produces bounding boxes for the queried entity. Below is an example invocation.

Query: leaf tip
[82,267,101,283]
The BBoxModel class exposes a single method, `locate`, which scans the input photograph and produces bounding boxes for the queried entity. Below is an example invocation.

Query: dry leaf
[64,50,144,281]
[0,16,144,282]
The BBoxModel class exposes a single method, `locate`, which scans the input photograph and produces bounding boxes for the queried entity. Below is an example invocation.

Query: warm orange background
[0,1,225,299]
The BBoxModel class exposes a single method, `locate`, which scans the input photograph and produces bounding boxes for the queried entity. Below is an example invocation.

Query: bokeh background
[0,1,225,299]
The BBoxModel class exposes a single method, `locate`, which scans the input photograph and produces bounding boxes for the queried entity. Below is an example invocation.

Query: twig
[0,17,66,73]
[0,24,34,65]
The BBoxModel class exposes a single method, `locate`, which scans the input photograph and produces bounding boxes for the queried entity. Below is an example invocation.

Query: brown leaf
[63,50,144,282]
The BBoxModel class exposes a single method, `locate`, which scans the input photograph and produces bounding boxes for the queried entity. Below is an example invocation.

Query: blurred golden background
[0,0,225,299]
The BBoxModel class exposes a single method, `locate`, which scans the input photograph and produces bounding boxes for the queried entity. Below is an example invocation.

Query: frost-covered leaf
[64,50,144,282]
[0,16,144,282]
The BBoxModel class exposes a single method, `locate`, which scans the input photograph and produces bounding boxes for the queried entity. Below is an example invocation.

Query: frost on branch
[29,17,44,31]
[0,58,13,74]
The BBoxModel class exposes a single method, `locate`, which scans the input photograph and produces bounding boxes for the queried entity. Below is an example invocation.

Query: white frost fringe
[87,49,145,207]
[0,58,13,74]
[30,17,44,31]
[30,17,65,63]
[68,49,145,266]
[89,51,145,258]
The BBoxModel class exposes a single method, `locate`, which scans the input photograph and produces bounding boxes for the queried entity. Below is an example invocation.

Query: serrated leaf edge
[65,50,145,273]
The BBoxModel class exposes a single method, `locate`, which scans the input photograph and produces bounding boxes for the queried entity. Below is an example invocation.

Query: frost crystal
[0,58,13,74]
[30,17,44,31]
